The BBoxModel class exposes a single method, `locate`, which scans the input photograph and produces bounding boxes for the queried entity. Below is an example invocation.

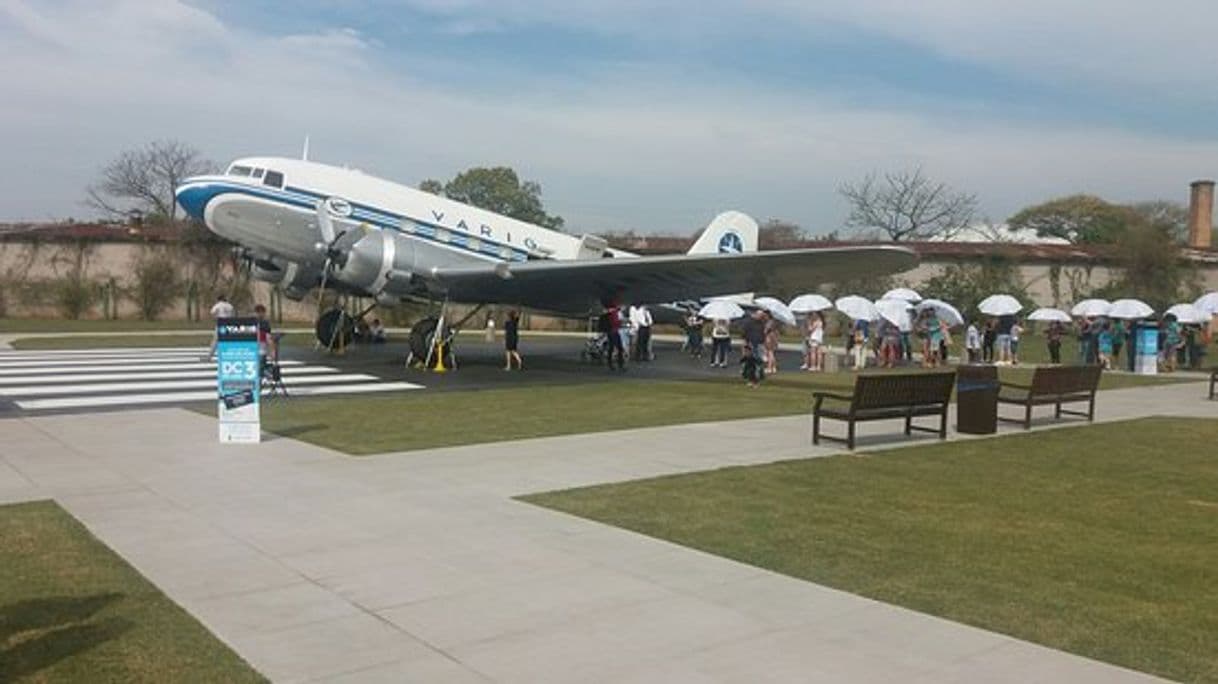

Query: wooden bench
[812,372,956,450]
[997,365,1102,429]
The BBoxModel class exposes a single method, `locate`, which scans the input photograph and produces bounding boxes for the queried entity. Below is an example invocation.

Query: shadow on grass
[0,593,133,680]
[267,423,330,439]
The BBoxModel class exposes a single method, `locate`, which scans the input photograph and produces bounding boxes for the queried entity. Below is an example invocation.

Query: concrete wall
[3,239,1216,323]
[0,239,581,329]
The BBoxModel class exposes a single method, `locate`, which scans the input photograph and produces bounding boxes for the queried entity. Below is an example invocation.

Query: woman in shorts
[802,312,825,371]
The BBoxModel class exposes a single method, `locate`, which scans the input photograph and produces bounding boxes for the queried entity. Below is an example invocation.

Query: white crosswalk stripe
[0,347,423,412]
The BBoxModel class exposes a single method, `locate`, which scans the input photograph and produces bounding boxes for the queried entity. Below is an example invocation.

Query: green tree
[1007,194,1137,244]
[130,253,181,320]
[1094,219,1199,311]
[1129,200,1190,243]
[921,255,1030,321]
[419,167,564,230]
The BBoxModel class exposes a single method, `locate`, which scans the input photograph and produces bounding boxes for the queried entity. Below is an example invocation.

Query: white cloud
[0,0,1215,233]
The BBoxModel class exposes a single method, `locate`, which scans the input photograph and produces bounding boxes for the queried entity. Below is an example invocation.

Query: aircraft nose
[175,181,214,222]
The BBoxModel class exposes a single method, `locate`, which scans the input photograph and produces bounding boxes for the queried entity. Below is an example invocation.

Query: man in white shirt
[631,304,654,361]
[206,295,236,359]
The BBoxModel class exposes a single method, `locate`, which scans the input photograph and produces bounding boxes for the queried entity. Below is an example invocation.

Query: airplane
[175,156,917,362]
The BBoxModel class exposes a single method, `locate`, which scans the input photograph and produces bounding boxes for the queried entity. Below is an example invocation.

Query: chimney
[1188,179,1214,249]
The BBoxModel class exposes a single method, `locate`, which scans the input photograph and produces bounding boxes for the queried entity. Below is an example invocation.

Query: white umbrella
[698,299,745,320]
[916,298,964,327]
[874,298,913,328]
[882,287,922,303]
[788,293,834,313]
[753,296,797,326]
[1165,303,1208,324]
[1070,299,1111,317]
[978,294,1023,316]
[1108,298,1154,320]
[1027,307,1072,323]
[1194,292,1218,315]
[834,295,879,321]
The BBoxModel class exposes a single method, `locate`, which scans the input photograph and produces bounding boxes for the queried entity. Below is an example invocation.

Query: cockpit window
[228,165,253,177]
[263,170,284,188]
[251,168,265,179]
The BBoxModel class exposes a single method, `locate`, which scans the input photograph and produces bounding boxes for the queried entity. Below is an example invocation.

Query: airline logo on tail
[688,211,759,256]
[718,232,744,254]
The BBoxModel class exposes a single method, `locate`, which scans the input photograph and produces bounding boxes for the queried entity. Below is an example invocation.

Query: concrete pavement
[3,380,1214,682]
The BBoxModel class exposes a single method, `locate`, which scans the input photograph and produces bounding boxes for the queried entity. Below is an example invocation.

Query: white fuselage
[176,157,628,299]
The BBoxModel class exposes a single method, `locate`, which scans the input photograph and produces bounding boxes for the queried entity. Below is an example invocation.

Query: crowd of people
[1065,314,1209,371]
[210,291,1213,382]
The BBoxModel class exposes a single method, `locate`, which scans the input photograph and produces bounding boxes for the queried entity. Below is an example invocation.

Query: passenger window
[228,165,253,176]
[263,170,284,188]
[252,168,265,179]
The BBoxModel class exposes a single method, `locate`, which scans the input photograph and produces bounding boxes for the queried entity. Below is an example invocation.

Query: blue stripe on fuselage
[177,180,529,262]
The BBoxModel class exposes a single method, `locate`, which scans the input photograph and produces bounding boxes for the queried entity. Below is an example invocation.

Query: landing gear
[407,316,452,370]
[315,308,355,350]
[405,302,485,372]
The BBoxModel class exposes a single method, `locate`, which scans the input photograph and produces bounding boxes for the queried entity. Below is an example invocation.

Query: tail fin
[688,211,759,255]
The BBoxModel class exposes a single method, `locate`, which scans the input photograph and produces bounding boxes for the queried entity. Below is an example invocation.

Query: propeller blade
[316,199,337,245]
[316,256,333,314]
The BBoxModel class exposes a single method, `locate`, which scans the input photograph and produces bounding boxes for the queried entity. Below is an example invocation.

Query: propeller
[314,199,350,314]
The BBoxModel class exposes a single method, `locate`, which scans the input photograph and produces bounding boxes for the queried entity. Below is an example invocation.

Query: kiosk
[216,317,261,443]
[1134,321,1158,376]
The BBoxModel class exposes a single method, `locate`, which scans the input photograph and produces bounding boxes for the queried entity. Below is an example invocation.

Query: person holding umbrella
[741,308,768,386]
[1046,320,1065,364]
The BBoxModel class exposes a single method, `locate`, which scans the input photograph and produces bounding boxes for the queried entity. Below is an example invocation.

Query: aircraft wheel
[316,309,354,349]
[408,317,437,361]
[408,317,453,368]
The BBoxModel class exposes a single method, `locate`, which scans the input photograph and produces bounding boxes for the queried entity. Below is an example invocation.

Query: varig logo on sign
[218,322,258,337]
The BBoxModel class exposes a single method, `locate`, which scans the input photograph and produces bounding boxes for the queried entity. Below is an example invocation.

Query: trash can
[956,365,998,434]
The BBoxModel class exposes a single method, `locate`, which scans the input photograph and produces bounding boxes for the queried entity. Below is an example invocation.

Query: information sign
[1135,322,1158,376]
[216,317,261,443]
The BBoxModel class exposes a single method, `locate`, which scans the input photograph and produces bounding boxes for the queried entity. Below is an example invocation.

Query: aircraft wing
[429,246,917,314]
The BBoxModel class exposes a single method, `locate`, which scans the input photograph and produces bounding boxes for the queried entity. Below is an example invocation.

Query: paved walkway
[3,381,1214,682]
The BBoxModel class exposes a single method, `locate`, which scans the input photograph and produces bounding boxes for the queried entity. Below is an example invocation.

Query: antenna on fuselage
[302,135,310,161]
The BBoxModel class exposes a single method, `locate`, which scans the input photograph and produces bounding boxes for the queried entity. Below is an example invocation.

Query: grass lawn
[255,379,817,454]
[0,500,265,683]
[524,417,1218,683]
[250,360,1191,455]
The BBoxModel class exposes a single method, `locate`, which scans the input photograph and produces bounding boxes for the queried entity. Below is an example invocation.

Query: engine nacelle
[249,258,319,301]
[333,229,419,297]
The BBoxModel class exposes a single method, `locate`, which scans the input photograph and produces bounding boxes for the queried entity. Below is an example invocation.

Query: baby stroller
[580,316,608,364]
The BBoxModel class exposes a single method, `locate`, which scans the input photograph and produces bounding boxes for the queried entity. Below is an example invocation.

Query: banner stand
[216,317,262,443]
[1134,322,1158,376]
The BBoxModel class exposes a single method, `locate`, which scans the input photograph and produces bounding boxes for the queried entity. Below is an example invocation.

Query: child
[1096,322,1113,369]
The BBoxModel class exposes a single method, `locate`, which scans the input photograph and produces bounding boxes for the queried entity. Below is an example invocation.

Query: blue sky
[2,1,1217,234]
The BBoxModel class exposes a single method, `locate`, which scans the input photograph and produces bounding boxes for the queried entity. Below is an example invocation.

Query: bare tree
[839,168,978,241]
[86,139,214,224]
